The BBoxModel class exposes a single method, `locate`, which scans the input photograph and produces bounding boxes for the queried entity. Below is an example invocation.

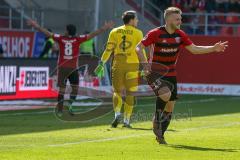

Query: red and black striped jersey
[141,26,193,77]
[53,34,88,69]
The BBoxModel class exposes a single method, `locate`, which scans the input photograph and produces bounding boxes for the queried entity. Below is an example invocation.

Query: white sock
[115,112,121,118]
[124,118,130,125]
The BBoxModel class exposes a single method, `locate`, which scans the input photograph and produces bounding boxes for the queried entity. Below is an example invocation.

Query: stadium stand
[125,0,240,36]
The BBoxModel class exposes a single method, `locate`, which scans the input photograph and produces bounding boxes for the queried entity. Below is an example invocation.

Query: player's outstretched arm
[87,21,114,40]
[185,41,228,54]
[27,19,53,37]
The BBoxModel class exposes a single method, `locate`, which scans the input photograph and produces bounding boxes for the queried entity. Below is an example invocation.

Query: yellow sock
[113,92,122,114]
[123,95,135,123]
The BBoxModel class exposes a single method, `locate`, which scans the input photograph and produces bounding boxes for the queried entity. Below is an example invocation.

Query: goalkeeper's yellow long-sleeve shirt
[101,25,146,64]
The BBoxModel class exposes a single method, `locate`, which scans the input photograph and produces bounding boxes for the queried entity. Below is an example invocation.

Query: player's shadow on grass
[168,144,239,152]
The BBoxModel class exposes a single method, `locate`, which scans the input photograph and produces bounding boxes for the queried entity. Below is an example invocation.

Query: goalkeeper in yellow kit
[95,11,146,128]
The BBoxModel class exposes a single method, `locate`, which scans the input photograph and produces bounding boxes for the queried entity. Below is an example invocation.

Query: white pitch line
[48,133,152,147]
[0,96,91,106]
[0,102,111,111]
[1,97,240,116]
[48,121,240,147]
[1,121,240,148]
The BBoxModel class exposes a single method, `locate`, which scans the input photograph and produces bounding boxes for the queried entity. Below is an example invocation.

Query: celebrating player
[95,11,146,128]
[27,19,114,116]
[136,7,228,144]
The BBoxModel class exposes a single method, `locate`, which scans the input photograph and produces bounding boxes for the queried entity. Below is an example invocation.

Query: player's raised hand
[214,41,228,52]
[88,21,114,39]
[27,19,53,37]
[27,19,40,29]
[102,21,114,30]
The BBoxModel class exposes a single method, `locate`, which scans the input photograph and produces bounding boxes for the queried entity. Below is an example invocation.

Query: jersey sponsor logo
[19,67,49,91]
[160,48,178,53]
[0,66,17,95]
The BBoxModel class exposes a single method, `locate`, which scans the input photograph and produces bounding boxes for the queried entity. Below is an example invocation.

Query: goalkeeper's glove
[94,61,105,78]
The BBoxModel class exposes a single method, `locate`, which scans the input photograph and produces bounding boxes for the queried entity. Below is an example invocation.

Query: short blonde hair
[164,7,182,20]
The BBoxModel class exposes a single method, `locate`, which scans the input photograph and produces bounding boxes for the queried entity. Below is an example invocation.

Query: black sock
[161,111,172,136]
[70,85,78,104]
[155,97,167,128]
[153,97,167,138]
[70,94,77,104]
[57,94,64,111]
[154,109,162,128]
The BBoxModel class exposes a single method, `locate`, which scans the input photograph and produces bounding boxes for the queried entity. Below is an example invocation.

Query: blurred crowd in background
[150,0,240,35]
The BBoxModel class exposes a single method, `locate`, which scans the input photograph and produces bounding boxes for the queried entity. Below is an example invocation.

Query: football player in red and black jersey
[136,7,228,144]
[27,19,114,116]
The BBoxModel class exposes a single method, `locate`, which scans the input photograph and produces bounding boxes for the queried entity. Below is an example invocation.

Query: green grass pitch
[0,95,240,160]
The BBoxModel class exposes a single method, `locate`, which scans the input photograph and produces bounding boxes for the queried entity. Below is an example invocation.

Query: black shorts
[57,67,79,87]
[145,72,178,101]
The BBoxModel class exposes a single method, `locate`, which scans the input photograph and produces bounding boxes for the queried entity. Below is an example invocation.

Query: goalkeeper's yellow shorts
[111,58,139,93]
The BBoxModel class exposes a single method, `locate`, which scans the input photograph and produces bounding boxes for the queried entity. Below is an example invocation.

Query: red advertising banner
[0,65,58,100]
[177,36,240,84]
[0,79,58,100]
[0,30,34,58]
[0,57,103,100]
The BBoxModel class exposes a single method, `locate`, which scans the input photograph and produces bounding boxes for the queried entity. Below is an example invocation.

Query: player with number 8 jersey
[53,34,88,68]
[27,19,114,116]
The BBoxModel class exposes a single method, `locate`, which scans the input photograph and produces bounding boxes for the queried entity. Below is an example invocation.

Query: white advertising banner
[0,66,17,95]
[178,83,240,96]
[19,67,49,91]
